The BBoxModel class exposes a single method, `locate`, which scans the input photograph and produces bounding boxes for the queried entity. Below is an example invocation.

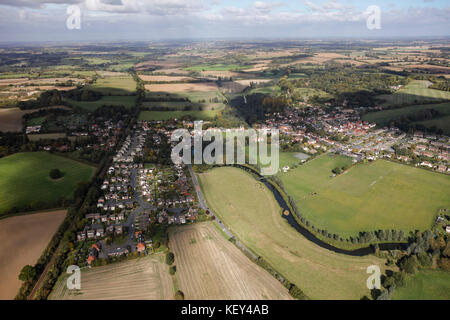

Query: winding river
[232,164,408,257]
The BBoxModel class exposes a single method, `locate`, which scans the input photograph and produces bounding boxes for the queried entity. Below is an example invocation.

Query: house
[106,225,114,234]
[437,165,447,173]
[96,228,104,238]
[115,225,123,235]
[137,242,146,253]
[87,244,100,265]
[446,226,450,234]
[87,229,95,239]
[77,231,86,242]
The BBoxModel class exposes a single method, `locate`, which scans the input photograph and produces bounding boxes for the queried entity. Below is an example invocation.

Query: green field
[65,96,136,111]
[27,116,46,126]
[142,101,224,111]
[248,85,281,95]
[198,166,386,300]
[293,87,332,101]
[138,109,221,121]
[0,152,95,217]
[87,75,136,95]
[363,101,450,134]
[377,80,450,107]
[280,154,450,238]
[392,270,450,300]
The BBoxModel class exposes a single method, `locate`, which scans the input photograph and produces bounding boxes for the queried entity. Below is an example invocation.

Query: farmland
[392,270,450,300]
[138,75,196,82]
[0,152,96,217]
[280,154,450,238]
[65,96,136,111]
[0,209,66,299]
[362,102,450,135]
[87,74,136,95]
[50,254,173,300]
[168,222,292,300]
[0,106,69,132]
[145,82,219,93]
[377,80,450,107]
[198,167,386,300]
[138,109,222,121]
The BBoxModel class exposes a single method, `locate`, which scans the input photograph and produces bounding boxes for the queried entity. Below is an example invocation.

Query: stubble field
[0,209,67,299]
[50,254,173,300]
[168,222,292,300]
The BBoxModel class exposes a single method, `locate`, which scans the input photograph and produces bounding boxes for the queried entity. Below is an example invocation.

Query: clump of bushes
[49,169,63,180]
[165,252,174,265]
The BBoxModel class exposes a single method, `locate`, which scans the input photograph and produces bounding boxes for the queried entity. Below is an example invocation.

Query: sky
[0,0,449,42]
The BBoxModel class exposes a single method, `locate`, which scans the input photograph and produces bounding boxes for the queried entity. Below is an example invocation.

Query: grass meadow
[65,96,136,112]
[198,166,387,300]
[0,152,95,217]
[87,75,136,95]
[280,154,450,238]
[377,80,450,107]
[392,270,450,300]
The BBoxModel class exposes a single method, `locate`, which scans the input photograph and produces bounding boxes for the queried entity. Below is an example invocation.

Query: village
[73,122,202,266]
[256,105,450,174]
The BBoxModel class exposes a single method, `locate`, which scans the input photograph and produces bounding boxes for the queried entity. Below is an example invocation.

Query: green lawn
[377,80,450,107]
[198,166,386,300]
[65,96,136,112]
[0,152,96,217]
[392,270,450,300]
[280,154,450,238]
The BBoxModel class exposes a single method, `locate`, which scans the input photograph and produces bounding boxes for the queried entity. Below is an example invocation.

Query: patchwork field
[138,75,196,82]
[392,270,450,300]
[185,64,251,72]
[169,222,292,300]
[198,167,386,300]
[0,152,96,217]
[145,82,218,93]
[50,254,173,300]
[0,209,66,299]
[377,80,450,107]
[280,154,450,238]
